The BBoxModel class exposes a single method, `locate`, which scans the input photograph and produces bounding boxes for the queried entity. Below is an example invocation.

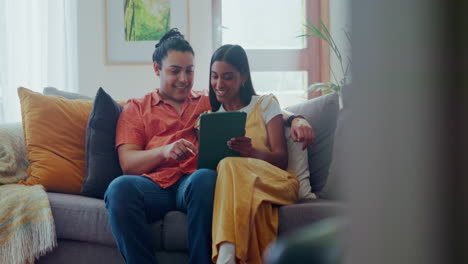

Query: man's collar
[151,90,162,106]
[151,89,201,106]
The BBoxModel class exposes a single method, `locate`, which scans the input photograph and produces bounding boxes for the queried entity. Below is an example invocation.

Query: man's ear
[153,62,161,76]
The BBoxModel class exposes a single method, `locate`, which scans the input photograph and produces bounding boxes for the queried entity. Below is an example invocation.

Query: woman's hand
[290,118,315,150]
[164,139,197,161]
[227,136,253,157]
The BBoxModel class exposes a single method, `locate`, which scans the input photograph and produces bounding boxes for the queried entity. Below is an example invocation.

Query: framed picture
[106,0,187,64]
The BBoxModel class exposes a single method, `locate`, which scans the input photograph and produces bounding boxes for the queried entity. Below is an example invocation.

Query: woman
[210,44,299,264]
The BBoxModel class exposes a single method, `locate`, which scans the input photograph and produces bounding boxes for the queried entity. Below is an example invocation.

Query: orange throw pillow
[17,87,93,194]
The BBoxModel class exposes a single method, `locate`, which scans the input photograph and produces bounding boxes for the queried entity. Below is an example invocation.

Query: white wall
[76,0,348,101]
[76,0,213,101]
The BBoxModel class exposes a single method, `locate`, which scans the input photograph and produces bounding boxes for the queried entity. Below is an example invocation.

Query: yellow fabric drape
[212,95,299,264]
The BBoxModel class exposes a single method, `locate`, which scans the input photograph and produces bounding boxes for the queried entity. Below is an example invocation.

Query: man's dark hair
[152,28,194,66]
[209,44,257,111]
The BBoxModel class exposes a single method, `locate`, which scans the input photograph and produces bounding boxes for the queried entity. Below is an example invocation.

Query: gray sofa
[37,194,341,264]
[27,91,343,264]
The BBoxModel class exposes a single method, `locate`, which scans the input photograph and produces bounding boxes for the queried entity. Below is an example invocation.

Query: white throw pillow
[0,123,29,184]
[285,127,316,200]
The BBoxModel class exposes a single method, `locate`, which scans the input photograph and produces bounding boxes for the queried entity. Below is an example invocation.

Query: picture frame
[106,0,187,64]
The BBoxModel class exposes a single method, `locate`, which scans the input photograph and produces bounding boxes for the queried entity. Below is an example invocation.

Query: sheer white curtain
[0,0,78,123]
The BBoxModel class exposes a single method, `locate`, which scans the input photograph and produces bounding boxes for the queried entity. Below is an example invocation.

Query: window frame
[212,0,326,98]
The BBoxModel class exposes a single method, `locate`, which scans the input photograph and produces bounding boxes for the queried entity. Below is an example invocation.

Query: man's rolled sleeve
[116,101,146,149]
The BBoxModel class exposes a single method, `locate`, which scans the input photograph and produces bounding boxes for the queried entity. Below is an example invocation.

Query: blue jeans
[104,169,217,264]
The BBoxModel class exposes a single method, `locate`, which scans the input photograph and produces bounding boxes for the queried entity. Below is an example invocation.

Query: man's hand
[227,136,253,157]
[164,139,197,161]
[290,118,315,150]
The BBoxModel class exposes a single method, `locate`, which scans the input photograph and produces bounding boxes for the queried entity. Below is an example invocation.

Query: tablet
[197,111,247,170]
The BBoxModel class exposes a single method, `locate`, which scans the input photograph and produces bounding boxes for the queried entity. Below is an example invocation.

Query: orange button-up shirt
[116,89,211,188]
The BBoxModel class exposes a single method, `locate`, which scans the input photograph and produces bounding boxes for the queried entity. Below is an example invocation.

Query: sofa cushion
[49,191,188,252]
[37,239,124,264]
[18,87,93,194]
[47,192,115,247]
[278,199,343,237]
[43,87,93,100]
[286,92,339,194]
[47,192,164,250]
[162,211,188,251]
[81,88,123,198]
[38,240,190,264]
[319,86,349,200]
[318,109,345,200]
[47,193,340,255]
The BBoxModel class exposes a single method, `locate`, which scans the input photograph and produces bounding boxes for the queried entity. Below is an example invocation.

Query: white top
[217,95,282,124]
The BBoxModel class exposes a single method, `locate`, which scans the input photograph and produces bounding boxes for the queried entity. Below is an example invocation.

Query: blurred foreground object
[264,217,345,264]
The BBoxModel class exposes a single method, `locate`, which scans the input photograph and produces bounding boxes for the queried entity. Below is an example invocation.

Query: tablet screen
[197,111,247,170]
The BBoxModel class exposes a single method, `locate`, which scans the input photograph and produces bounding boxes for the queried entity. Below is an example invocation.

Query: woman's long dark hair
[209,44,257,111]
[152,28,194,66]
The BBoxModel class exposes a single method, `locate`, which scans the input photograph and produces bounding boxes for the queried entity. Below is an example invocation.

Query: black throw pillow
[81,87,123,199]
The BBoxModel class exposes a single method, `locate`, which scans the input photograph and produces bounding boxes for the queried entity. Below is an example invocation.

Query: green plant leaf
[329,83,341,93]
[320,21,342,59]
[298,33,324,40]
[305,22,328,42]
[344,57,351,76]
[308,82,329,92]
[344,29,352,44]
[302,19,351,93]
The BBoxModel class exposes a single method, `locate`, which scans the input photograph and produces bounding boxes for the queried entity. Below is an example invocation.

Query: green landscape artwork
[124,0,170,41]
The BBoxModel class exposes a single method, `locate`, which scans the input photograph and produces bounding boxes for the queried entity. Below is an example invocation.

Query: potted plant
[301,20,351,100]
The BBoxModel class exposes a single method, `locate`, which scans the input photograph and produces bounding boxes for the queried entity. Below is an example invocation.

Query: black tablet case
[198,111,247,170]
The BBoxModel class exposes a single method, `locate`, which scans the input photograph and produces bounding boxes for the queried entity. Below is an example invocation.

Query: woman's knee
[217,157,240,171]
[218,157,232,168]
[216,157,241,181]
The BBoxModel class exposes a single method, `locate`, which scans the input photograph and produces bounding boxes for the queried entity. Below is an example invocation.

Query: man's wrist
[286,114,305,127]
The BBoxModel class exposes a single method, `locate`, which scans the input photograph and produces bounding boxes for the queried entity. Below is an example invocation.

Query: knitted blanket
[0,123,29,184]
[0,184,56,264]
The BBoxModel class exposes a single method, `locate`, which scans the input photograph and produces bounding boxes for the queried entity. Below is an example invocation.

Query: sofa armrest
[278,199,345,237]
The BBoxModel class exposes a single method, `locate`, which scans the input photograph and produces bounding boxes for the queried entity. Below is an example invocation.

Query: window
[0,0,78,123]
[212,0,322,107]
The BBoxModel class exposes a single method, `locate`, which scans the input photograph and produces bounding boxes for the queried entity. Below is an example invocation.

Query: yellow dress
[212,95,299,264]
